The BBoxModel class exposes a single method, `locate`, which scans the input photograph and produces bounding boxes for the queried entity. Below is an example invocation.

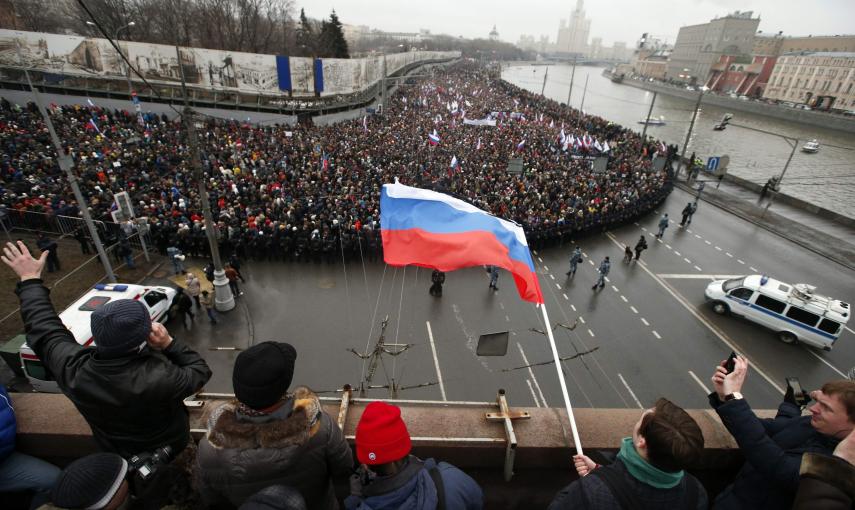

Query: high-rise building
[667,11,760,84]
[556,0,591,55]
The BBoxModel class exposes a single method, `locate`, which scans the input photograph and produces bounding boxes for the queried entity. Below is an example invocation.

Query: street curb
[675,182,855,272]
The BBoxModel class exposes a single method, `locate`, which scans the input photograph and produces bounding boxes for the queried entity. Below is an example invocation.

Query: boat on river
[801,140,820,153]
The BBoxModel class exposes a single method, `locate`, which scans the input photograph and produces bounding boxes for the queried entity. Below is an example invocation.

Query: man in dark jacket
[2,240,212,459]
[345,401,483,510]
[793,426,855,510]
[196,341,353,510]
[709,355,855,509]
[548,398,706,510]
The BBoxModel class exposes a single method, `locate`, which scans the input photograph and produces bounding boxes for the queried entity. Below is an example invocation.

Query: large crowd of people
[1,61,676,263]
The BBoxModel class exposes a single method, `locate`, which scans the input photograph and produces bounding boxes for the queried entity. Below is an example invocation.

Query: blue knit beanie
[91,299,151,355]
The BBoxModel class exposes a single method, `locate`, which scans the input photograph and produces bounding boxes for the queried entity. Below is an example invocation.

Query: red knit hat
[356,402,412,465]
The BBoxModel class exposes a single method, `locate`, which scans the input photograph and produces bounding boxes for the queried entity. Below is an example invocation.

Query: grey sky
[303,0,855,48]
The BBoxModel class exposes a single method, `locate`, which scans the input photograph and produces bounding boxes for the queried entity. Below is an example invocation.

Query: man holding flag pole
[380,180,585,457]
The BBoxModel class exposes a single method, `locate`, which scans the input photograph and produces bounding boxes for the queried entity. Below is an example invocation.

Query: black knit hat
[233,342,297,409]
[91,299,152,355]
[52,453,128,509]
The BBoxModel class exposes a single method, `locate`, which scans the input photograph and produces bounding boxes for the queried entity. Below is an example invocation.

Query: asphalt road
[175,186,855,411]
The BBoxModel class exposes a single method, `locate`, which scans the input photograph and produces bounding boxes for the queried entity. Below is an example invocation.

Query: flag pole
[539,303,584,455]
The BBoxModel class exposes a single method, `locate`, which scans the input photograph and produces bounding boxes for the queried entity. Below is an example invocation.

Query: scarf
[616,437,684,489]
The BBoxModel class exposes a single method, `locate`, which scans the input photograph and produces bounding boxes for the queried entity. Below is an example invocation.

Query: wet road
[172,188,855,411]
[503,65,855,219]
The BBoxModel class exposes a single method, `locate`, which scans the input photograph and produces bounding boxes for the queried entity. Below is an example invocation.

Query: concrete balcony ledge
[11,392,768,508]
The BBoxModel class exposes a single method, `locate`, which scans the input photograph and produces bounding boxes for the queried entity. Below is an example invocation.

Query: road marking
[563,293,569,300]
[634,222,639,226]
[846,326,855,335]
[641,318,650,326]
[588,329,595,337]
[526,379,542,407]
[803,348,848,378]
[590,260,595,266]
[425,321,447,401]
[641,227,647,231]
[611,285,619,292]
[579,316,586,324]
[737,259,745,265]
[658,274,742,279]
[517,342,548,406]
[544,265,549,271]
[705,240,712,245]
[750,266,758,272]
[695,234,702,239]
[620,295,628,302]
[683,257,692,264]
[618,373,644,409]
[657,238,663,243]
[555,283,561,289]
[688,370,712,395]
[538,257,543,262]
[549,274,555,280]
[652,330,662,339]
[665,244,672,249]
[605,232,784,394]
[571,304,577,311]
[630,306,638,314]
[674,250,681,256]
[605,277,611,283]
[726,252,733,257]
[715,246,722,251]
[694,265,703,272]
[687,229,693,233]
[499,302,505,310]
[505,315,511,322]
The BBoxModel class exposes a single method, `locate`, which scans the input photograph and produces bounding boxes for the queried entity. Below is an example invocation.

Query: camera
[724,351,738,374]
[128,445,173,481]
[785,377,810,407]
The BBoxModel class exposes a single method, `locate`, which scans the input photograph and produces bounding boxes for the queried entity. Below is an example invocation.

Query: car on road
[705,275,850,350]
[19,283,178,392]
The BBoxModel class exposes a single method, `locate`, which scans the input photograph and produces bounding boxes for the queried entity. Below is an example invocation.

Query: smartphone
[786,377,806,405]
[724,351,738,374]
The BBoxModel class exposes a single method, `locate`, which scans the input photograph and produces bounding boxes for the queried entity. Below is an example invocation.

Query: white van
[20,283,177,393]
[705,275,850,350]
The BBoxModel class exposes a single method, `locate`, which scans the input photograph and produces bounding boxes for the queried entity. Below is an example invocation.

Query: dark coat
[548,458,706,510]
[793,452,855,510]
[710,394,840,510]
[195,387,354,510]
[16,279,213,458]
[0,384,15,462]
[345,456,483,510]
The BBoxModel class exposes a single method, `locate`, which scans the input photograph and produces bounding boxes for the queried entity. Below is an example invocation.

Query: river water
[503,65,855,219]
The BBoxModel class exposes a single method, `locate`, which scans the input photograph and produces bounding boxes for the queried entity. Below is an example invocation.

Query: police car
[20,283,178,393]
[705,275,850,350]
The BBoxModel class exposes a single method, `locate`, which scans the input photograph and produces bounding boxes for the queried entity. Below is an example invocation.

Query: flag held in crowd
[516,139,526,151]
[428,130,440,146]
[381,182,544,304]
[450,155,459,170]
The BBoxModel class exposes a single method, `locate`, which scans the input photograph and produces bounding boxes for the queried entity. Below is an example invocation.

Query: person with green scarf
[548,398,707,510]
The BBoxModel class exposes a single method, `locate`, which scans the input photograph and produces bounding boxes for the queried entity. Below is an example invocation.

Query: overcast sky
[302,0,855,48]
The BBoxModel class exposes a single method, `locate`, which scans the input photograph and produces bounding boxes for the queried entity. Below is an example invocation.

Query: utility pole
[175,45,234,311]
[640,91,658,142]
[579,74,589,112]
[678,91,703,180]
[566,56,577,106]
[540,66,549,96]
[16,41,116,282]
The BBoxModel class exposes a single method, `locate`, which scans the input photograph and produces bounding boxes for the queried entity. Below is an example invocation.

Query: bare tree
[2,0,64,32]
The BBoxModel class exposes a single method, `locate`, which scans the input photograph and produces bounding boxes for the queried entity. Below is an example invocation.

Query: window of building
[755,294,787,314]
[785,306,820,327]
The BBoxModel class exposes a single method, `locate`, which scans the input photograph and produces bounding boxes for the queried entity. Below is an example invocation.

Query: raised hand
[1,241,47,281]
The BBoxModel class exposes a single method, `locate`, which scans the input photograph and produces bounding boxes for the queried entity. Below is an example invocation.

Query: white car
[20,283,177,392]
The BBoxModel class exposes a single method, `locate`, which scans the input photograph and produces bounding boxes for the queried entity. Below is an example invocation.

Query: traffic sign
[706,156,720,172]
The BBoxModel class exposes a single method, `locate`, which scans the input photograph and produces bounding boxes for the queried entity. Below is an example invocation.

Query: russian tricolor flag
[380,181,543,304]
[428,130,440,146]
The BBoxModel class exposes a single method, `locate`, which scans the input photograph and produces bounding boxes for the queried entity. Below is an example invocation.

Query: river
[503,64,855,219]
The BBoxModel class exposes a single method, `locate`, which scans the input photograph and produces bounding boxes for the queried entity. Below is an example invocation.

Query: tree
[295,8,314,56]
[322,9,349,58]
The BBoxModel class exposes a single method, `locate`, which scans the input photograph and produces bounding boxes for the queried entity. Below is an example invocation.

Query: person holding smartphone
[708,355,855,509]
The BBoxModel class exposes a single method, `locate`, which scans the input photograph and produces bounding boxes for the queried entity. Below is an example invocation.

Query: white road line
[750,266,758,272]
[804,348,848,378]
[549,274,555,280]
[620,295,628,302]
[505,315,511,322]
[665,244,672,249]
[588,328,595,337]
[652,330,662,339]
[538,257,543,262]
[641,318,650,326]
[658,274,743,279]
[726,252,733,257]
[695,234,702,239]
[683,257,692,264]
[694,265,703,272]
[544,265,549,271]
[715,246,722,251]
[657,238,663,243]
[425,321,447,401]
[499,302,505,310]
[526,379,542,407]
[590,260,595,266]
[641,227,647,231]
[571,304,577,312]
[630,306,639,314]
[611,285,619,292]
[687,229,693,233]
[563,293,569,300]
[579,316,586,324]
[605,232,785,394]
[634,222,640,226]
[846,326,855,335]
[705,240,712,245]
[605,277,611,283]
[674,250,681,256]
[517,342,548,406]
[618,373,644,409]
[737,259,745,265]
[688,370,712,395]
[555,283,561,289]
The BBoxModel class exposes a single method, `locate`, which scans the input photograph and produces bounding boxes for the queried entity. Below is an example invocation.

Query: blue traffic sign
[706,156,720,172]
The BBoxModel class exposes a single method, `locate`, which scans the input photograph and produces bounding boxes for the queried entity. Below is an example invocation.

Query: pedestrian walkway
[679,178,855,270]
